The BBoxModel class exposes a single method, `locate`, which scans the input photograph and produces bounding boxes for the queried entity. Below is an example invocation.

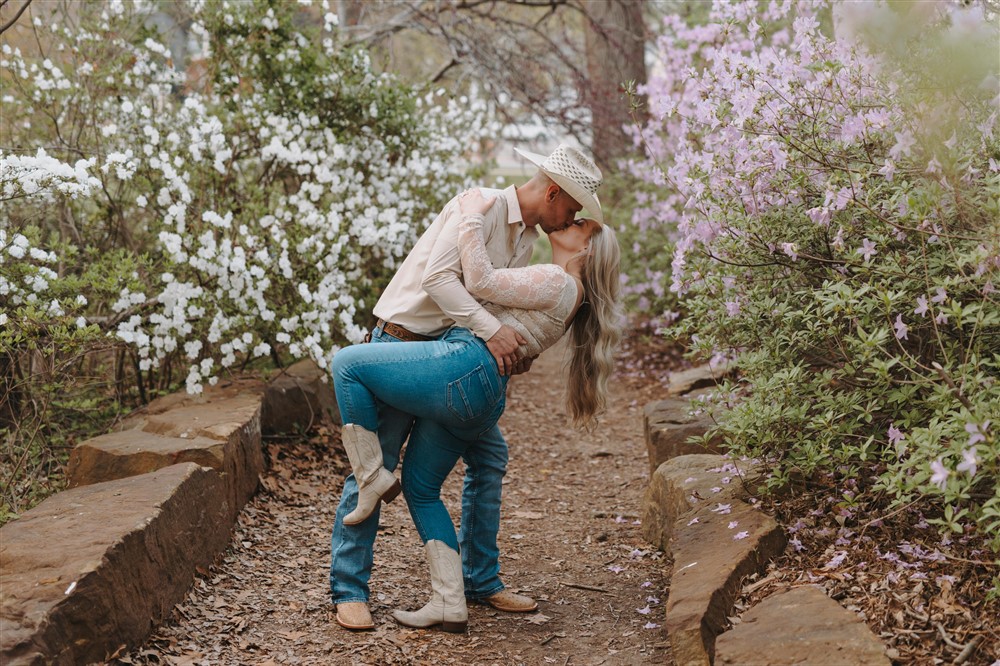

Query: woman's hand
[458,188,496,216]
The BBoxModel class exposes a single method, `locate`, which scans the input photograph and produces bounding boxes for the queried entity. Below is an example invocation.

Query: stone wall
[639,362,890,665]
[0,361,338,665]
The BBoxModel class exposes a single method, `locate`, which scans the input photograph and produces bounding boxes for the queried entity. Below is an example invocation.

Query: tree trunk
[581,0,647,172]
[338,0,364,28]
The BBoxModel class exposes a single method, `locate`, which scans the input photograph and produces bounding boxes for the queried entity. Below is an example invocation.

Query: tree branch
[0,0,32,35]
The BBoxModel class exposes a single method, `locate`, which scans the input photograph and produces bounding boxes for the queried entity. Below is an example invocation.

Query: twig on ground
[953,635,982,665]
[609,601,621,629]
[560,581,609,594]
[935,622,964,650]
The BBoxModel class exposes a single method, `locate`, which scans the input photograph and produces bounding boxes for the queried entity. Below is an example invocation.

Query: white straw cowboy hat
[514,144,604,224]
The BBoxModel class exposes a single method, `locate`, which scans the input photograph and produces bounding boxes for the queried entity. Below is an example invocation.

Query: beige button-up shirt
[372,185,538,339]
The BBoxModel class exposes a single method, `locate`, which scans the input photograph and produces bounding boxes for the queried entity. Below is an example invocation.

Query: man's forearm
[421,270,502,339]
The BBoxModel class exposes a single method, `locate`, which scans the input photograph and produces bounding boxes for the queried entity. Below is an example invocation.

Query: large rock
[118,363,337,436]
[133,394,264,522]
[714,586,891,665]
[66,430,224,488]
[666,360,736,397]
[644,398,725,474]
[664,500,786,666]
[641,454,752,551]
[0,463,230,666]
[262,358,341,432]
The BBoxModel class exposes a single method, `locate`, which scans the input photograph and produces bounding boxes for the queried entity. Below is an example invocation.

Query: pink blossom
[728,520,740,529]
[807,206,831,226]
[914,295,929,317]
[888,425,905,446]
[956,446,979,477]
[889,129,916,160]
[733,531,749,540]
[637,605,652,615]
[966,420,990,446]
[893,314,908,340]
[824,551,848,569]
[687,516,700,526]
[857,238,877,263]
[725,300,741,317]
[878,159,896,181]
[931,286,948,303]
[834,187,851,210]
[832,227,845,250]
[711,503,732,514]
[644,622,661,630]
[781,242,798,260]
[935,311,949,325]
[930,458,950,490]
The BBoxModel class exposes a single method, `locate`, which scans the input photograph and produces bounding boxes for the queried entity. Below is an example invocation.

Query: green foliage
[1,0,492,522]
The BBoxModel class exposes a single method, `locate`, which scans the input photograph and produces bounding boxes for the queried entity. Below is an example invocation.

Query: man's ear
[545,184,562,203]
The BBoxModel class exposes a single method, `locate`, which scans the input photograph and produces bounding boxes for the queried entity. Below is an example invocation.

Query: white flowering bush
[0,0,494,518]
[630,1,1000,548]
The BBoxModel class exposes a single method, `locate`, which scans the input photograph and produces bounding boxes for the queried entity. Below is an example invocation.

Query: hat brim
[514,147,604,225]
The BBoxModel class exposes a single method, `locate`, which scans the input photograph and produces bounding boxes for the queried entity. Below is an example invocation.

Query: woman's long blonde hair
[567,224,622,427]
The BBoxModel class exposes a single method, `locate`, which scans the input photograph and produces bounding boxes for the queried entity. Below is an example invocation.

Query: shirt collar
[501,185,524,226]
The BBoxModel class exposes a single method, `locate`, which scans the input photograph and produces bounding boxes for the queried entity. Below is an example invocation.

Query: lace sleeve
[458,214,566,310]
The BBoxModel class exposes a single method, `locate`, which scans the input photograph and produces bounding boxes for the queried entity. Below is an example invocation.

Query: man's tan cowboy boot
[392,540,468,633]
[481,589,539,613]
[336,602,375,630]
[340,424,400,525]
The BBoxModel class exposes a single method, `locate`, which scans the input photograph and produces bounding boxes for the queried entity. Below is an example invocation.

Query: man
[331,144,604,630]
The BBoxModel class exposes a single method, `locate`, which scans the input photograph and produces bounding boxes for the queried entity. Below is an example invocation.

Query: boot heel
[381,478,401,504]
[441,620,467,633]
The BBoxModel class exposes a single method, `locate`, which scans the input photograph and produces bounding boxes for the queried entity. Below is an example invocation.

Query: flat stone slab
[119,362,338,435]
[665,500,786,666]
[641,454,752,551]
[667,360,736,397]
[0,463,230,666]
[644,397,724,474]
[135,394,264,522]
[715,586,891,665]
[263,358,341,432]
[67,430,224,488]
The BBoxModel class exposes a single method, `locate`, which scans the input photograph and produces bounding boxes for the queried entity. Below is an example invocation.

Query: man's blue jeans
[328,326,510,603]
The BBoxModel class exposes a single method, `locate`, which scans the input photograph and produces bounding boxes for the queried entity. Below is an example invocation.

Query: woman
[329,188,622,632]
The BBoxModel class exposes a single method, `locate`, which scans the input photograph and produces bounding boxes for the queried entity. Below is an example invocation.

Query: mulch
[118,323,1000,665]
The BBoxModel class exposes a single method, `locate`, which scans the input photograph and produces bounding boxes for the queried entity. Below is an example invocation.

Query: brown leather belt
[375,319,434,342]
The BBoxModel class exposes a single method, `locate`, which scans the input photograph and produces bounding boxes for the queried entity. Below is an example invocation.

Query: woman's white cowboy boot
[392,540,468,633]
[341,424,401,526]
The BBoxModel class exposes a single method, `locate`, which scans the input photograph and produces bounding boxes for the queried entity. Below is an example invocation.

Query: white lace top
[458,213,579,359]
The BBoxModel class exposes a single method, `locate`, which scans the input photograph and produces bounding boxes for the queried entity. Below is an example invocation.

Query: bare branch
[0,0,32,35]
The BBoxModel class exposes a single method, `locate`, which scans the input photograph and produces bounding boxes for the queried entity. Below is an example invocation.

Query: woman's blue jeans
[328,326,509,603]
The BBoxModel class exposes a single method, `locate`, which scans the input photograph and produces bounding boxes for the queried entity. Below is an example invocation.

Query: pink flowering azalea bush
[0,0,493,518]
[631,1,1000,548]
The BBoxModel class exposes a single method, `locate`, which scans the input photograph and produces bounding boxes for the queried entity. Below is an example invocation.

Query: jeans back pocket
[447,365,499,423]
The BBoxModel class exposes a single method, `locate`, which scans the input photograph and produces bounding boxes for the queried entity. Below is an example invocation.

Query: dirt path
[120,334,675,666]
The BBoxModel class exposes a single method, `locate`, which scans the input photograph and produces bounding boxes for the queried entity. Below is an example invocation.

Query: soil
[117,328,679,666]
